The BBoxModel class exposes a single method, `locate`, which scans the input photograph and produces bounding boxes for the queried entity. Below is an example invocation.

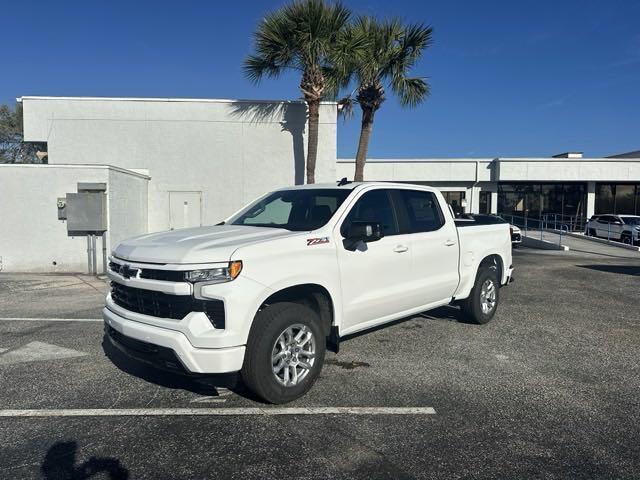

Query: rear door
[392,189,460,306]
[595,215,611,237]
[335,188,415,332]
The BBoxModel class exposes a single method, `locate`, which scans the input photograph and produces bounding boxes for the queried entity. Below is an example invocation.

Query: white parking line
[0,318,102,322]
[0,407,436,417]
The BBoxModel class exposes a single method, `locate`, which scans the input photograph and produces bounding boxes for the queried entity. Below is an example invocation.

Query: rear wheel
[241,302,325,404]
[588,228,597,237]
[462,264,500,324]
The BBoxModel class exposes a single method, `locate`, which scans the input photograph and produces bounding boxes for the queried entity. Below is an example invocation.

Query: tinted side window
[400,190,445,233]
[341,190,399,236]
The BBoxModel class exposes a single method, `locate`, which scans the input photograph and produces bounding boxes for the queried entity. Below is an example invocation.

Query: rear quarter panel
[454,223,512,299]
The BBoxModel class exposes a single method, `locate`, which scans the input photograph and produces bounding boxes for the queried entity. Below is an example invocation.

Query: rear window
[399,190,445,233]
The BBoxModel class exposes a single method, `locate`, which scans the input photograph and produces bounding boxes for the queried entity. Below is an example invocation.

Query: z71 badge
[306,237,330,246]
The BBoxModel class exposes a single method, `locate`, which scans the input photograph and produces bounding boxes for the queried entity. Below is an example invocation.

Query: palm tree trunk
[306,100,320,184]
[354,107,375,182]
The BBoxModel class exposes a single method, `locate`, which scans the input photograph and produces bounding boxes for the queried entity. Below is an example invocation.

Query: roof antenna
[337,177,350,186]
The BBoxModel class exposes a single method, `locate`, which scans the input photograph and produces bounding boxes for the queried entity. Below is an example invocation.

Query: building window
[595,183,640,215]
[498,183,586,220]
[479,191,491,214]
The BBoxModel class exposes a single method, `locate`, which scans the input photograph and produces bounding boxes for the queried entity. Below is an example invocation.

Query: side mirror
[613,221,622,225]
[343,221,383,250]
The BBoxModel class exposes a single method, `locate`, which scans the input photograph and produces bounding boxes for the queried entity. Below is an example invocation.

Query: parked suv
[104,182,513,403]
[586,214,640,245]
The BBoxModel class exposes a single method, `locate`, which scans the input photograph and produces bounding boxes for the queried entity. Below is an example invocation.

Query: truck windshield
[229,189,351,231]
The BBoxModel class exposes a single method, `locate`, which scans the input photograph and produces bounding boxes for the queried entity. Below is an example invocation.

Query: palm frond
[337,95,356,120]
[392,76,430,107]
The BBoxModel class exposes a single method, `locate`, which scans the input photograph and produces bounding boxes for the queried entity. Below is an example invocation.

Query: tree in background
[244,0,355,184]
[340,18,433,181]
[0,103,45,163]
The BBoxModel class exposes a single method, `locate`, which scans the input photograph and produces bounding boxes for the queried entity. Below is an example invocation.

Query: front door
[335,189,414,332]
[169,191,202,230]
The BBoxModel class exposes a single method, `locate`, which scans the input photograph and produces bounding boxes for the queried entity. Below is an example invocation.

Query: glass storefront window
[479,191,491,214]
[498,183,586,220]
[595,183,640,215]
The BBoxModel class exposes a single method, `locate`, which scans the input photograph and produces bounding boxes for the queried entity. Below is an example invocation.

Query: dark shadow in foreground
[101,334,262,402]
[41,441,128,480]
[577,264,640,276]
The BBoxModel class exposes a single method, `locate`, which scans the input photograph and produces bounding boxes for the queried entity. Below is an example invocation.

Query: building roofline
[17,95,337,105]
[0,163,151,180]
[338,157,640,163]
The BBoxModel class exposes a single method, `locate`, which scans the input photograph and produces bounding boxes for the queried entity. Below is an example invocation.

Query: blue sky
[1,0,638,158]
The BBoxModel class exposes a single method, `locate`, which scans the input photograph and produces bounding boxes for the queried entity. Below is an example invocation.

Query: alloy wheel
[479,279,497,315]
[271,324,316,387]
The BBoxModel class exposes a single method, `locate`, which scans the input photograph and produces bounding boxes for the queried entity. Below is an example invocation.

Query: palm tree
[340,17,433,181]
[244,0,353,184]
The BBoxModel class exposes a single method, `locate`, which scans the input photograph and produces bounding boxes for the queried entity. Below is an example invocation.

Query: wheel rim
[271,324,316,387]
[479,279,496,315]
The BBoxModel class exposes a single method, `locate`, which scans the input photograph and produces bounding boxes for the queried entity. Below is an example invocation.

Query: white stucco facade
[21,96,337,232]
[0,164,148,272]
[337,157,640,218]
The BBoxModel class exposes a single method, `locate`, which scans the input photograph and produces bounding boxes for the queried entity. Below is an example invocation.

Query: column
[490,191,498,214]
[586,181,596,218]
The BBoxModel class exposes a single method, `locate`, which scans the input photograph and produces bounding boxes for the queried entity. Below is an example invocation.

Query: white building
[1,95,639,273]
[0,96,336,272]
[338,153,640,221]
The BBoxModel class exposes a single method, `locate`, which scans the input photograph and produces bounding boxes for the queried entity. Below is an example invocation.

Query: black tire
[621,233,632,245]
[461,264,500,324]
[588,228,596,237]
[241,302,326,404]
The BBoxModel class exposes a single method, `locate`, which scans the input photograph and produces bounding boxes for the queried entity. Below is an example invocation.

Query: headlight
[184,261,242,283]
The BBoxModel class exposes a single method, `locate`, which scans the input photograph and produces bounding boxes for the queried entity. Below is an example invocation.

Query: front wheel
[461,266,500,324]
[241,302,325,404]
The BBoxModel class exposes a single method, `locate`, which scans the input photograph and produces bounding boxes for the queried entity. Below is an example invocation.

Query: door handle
[393,245,409,253]
[444,239,456,246]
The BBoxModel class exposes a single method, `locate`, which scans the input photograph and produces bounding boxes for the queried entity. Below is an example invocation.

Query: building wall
[22,97,337,233]
[107,168,149,248]
[0,164,148,272]
[338,158,640,218]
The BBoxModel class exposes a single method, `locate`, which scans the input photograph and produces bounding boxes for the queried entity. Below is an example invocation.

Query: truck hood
[112,225,296,264]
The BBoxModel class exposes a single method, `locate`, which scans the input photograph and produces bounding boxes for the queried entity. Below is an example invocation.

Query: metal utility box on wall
[65,192,107,235]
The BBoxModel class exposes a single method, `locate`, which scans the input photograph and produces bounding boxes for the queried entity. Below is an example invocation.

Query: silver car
[586,214,640,245]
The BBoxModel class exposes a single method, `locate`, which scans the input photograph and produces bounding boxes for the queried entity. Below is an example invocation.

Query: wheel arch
[478,253,504,283]
[258,283,336,337]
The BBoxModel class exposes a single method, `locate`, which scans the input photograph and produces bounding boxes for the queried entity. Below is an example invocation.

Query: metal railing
[499,213,569,247]
[541,213,586,233]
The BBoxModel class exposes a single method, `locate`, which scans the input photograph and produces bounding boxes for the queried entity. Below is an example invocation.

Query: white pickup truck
[104,182,513,403]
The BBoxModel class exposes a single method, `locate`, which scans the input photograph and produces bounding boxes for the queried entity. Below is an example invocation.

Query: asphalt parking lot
[1,247,639,479]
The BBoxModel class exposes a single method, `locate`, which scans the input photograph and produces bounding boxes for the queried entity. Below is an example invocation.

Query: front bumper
[103,307,245,374]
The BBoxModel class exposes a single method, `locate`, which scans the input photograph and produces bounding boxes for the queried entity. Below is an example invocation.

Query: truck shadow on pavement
[41,440,129,479]
[101,335,261,401]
